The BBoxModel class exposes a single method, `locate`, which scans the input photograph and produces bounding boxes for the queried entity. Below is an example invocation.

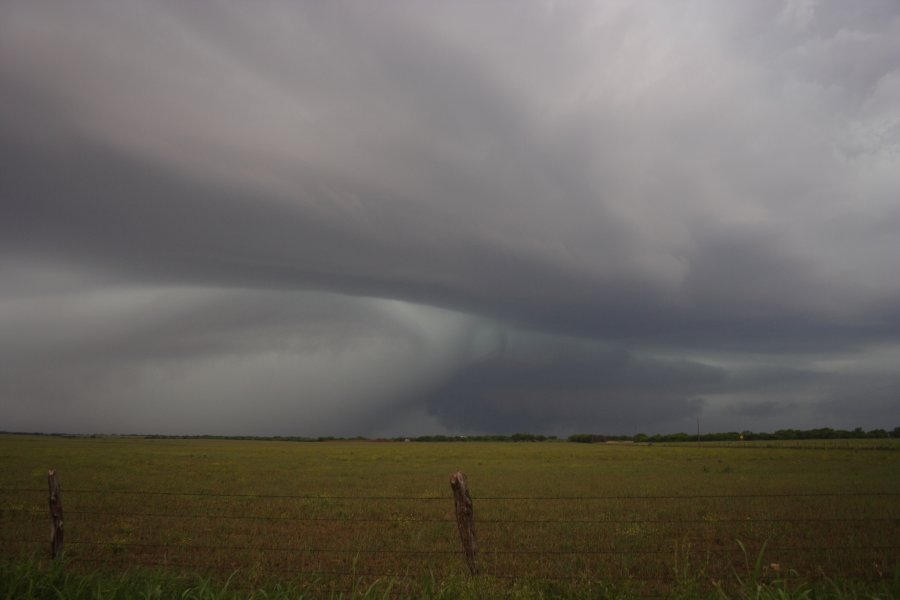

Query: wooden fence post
[450,471,478,575]
[48,469,64,560]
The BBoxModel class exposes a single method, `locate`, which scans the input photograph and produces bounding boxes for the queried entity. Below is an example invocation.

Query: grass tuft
[2,558,897,600]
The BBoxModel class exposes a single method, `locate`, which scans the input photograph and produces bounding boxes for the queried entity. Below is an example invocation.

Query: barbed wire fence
[1,475,898,596]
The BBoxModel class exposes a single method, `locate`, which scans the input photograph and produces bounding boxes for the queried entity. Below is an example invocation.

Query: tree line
[570,426,900,443]
[3,427,898,443]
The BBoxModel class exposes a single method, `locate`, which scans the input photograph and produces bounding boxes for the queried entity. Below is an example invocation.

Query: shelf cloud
[1,0,898,435]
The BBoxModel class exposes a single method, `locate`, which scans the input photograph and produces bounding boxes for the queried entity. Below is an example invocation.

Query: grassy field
[1,435,898,598]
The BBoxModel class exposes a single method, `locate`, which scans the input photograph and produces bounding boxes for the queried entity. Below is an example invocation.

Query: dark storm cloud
[1,0,899,434]
[425,343,723,434]
[423,333,868,434]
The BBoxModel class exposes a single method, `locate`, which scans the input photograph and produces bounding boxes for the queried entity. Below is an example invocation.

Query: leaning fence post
[450,471,478,575]
[48,469,64,560]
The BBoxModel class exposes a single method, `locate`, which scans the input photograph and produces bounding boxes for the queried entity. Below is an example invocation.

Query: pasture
[1,434,898,598]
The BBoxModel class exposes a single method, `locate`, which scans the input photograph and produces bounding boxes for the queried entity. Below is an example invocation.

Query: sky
[1,0,899,437]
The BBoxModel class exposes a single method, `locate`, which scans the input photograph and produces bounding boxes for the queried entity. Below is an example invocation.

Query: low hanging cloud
[0,268,478,435]
[424,337,724,435]
[1,0,898,435]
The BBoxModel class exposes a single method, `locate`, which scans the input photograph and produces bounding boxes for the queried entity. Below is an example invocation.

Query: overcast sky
[1,0,898,437]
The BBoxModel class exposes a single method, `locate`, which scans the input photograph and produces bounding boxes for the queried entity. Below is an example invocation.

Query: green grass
[1,435,898,598]
[2,558,897,599]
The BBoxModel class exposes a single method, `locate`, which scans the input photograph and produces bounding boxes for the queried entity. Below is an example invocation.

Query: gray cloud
[424,337,723,434]
[1,0,898,435]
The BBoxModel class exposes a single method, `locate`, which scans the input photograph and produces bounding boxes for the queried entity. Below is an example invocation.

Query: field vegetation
[1,435,898,598]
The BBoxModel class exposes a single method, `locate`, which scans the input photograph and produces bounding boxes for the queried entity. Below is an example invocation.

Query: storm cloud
[1,0,898,436]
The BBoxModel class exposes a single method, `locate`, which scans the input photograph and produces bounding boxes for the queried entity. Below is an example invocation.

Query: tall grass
[2,558,897,600]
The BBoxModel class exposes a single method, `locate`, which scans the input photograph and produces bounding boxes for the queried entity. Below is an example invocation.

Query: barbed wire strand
[40,556,895,586]
[65,556,691,585]
[1,488,898,499]
[55,540,900,555]
[3,507,898,525]
[4,535,899,557]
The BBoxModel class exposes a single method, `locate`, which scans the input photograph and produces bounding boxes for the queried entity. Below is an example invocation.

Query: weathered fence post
[450,471,478,575]
[48,469,64,560]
